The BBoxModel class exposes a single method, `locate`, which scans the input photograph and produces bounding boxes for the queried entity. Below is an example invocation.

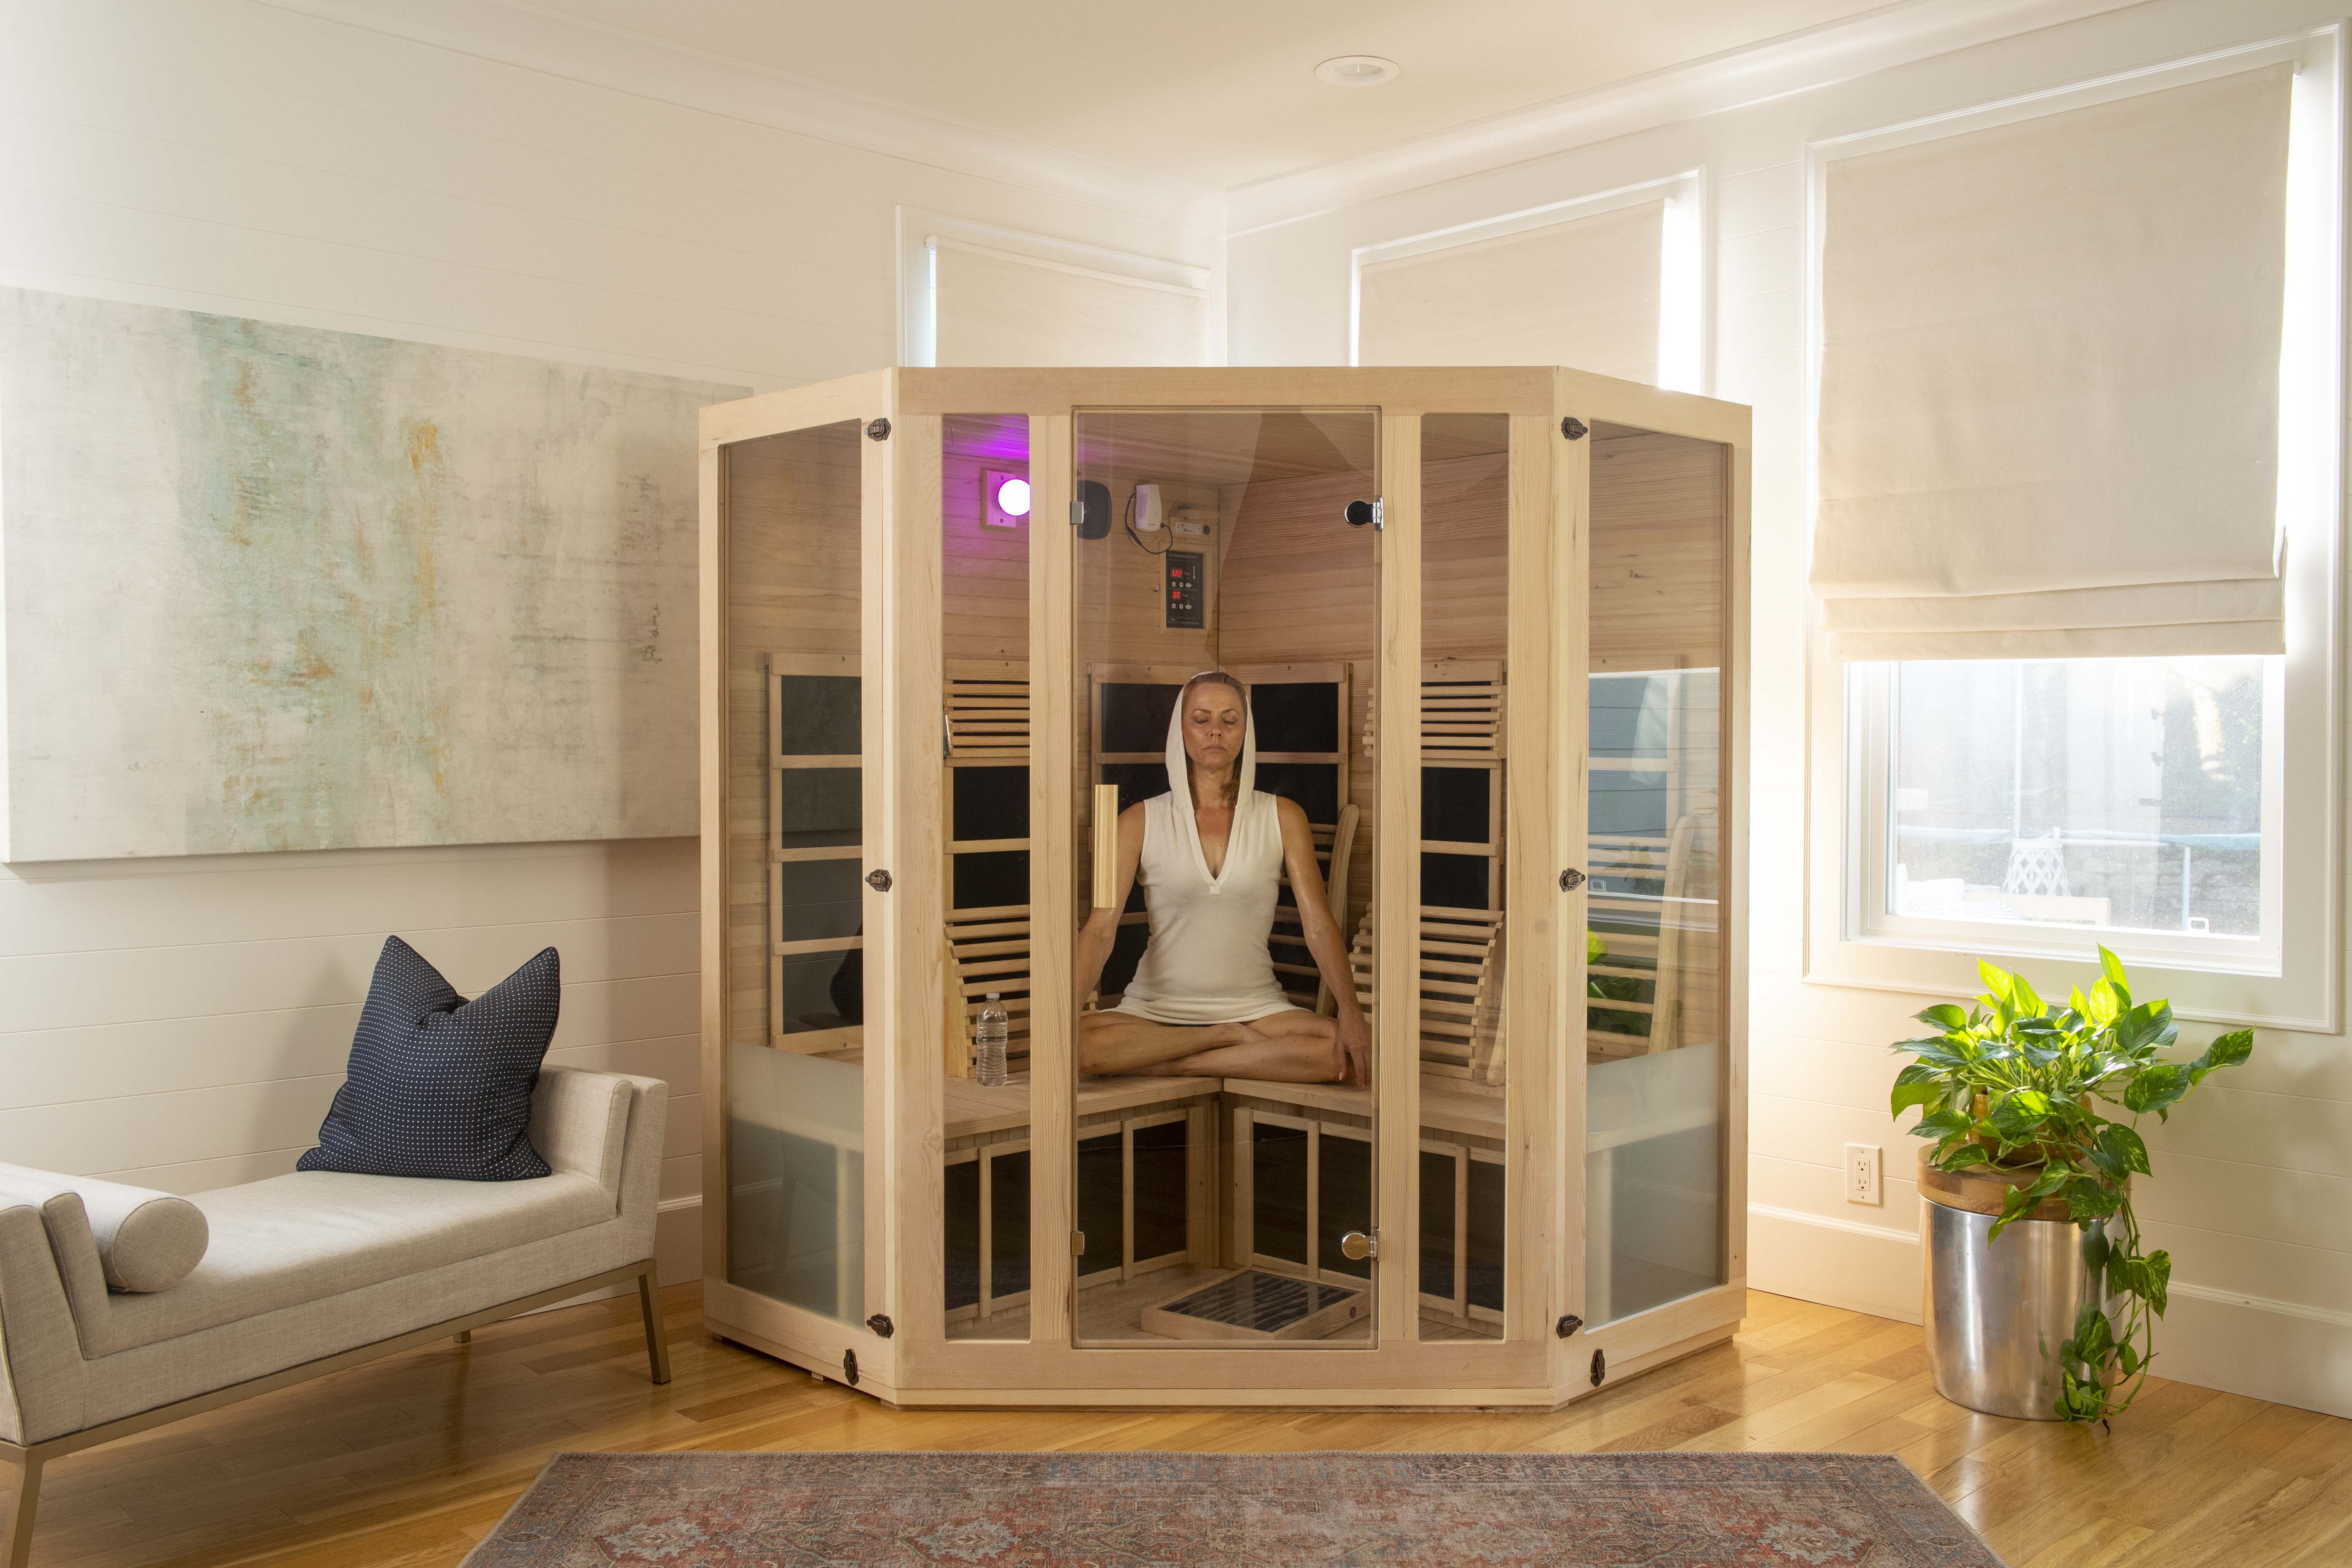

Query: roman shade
[932,238,1209,367]
[1358,199,1665,383]
[1812,66,2293,661]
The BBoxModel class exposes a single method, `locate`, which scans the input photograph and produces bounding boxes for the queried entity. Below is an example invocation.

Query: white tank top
[1110,675,1294,1027]
[1113,789,1292,1026]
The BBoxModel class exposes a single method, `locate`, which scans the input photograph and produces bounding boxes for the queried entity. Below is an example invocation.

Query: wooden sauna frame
[700,367,1750,1409]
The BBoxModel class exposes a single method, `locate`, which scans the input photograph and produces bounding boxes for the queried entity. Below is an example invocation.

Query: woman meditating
[1076,670,1372,1086]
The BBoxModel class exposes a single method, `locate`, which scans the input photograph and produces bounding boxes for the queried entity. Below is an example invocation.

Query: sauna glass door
[1582,420,1732,1327]
[1067,407,1382,1349]
[724,418,879,1327]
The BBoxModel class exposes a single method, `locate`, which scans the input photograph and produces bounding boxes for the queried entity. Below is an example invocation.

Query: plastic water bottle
[975,994,1010,1086]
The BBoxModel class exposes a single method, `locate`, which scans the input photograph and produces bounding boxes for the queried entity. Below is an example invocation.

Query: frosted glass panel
[727,1043,865,1322]
[1587,1043,1722,1323]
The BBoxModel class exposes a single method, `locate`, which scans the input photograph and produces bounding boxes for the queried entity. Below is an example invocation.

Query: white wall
[0,0,1220,1282]
[1228,0,2352,1417]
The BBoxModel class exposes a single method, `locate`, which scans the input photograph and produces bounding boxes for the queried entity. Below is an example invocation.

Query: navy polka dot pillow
[298,936,560,1181]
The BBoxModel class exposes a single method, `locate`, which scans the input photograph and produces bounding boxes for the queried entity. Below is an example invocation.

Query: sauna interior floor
[22,1285,2350,1568]
[949,1263,1503,1344]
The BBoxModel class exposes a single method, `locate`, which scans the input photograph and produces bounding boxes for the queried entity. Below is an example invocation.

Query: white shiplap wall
[0,0,1220,1279]
[1228,0,2352,1417]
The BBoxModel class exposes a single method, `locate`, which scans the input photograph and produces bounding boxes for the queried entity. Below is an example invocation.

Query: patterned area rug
[463,1449,2005,1566]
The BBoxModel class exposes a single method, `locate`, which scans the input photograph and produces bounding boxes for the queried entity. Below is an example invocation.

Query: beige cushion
[0,1163,208,1292]
[73,1168,615,1357]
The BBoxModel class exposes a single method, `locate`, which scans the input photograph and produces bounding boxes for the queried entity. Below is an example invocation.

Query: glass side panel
[1584,422,1729,1328]
[1069,407,1380,1347]
[725,418,872,1324]
[939,413,1034,1342]
[1419,413,1511,1341]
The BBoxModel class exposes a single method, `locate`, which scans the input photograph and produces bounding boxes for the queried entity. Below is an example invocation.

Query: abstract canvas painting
[0,288,746,860]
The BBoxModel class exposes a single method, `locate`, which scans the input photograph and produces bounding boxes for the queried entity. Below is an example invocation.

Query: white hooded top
[1109,678,1293,1026]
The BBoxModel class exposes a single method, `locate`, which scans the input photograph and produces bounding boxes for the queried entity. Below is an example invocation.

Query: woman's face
[1181,684,1246,782]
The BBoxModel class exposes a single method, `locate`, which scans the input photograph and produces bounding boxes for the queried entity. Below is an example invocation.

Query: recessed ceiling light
[1316,55,1400,87]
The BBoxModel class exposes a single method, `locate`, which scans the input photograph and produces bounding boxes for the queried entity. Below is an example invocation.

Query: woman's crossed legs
[1077,1006,1342,1083]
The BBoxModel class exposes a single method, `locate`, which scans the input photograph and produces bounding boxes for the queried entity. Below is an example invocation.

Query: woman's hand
[1336,1010,1372,1086]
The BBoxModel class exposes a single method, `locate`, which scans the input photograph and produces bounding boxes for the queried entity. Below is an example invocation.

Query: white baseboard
[2161,1284,2352,1420]
[1747,1203,1924,1324]
[1747,1204,2352,1419]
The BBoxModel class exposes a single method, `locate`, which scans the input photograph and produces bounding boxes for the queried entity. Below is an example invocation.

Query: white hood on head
[1163,674,1259,893]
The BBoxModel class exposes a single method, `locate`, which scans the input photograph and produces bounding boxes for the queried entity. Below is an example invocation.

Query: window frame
[1348,168,1709,392]
[1803,24,2345,1031]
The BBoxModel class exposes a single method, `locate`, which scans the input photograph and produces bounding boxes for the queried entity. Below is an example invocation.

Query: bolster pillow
[0,1162,209,1292]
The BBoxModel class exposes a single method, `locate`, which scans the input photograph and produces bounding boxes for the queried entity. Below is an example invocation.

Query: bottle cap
[986,991,1000,1000]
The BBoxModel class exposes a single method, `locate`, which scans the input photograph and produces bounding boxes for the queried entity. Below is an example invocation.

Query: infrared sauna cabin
[698,367,1747,1408]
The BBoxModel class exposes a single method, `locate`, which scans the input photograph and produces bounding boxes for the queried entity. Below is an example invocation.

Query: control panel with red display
[1165,550,1205,629]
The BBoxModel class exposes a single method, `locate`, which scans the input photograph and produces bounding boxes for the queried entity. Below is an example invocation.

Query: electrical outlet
[1846,1142,1882,1206]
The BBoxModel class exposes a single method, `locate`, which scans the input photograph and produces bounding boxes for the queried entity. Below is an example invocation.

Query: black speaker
[1075,479,1113,539]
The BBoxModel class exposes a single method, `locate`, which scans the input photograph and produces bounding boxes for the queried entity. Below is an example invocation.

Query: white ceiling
[509,0,1900,188]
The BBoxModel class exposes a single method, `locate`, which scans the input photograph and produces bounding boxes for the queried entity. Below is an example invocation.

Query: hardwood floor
[23,1284,2352,1566]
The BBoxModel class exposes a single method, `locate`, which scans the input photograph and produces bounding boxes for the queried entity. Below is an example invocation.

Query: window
[1849,655,2284,973]
[1807,26,2342,1025]
[1351,170,1705,392]
[896,209,1213,368]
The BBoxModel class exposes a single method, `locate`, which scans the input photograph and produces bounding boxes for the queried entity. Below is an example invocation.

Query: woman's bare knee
[1075,1012,1113,1075]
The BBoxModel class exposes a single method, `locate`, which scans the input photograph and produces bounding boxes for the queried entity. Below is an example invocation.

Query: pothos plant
[1586,930,1647,1035]
[1889,947,2252,1425]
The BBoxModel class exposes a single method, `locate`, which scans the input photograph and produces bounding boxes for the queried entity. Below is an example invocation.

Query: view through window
[1861,656,2279,963]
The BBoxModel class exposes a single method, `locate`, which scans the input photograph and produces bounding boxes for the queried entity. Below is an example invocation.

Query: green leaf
[1913,1107,1973,1141]
[1890,1085,1941,1117]
[2072,1304,2116,1360]
[1915,1002,1969,1032]
[1939,1143,1992,1172]
[2065,1178,2123,1224]
[2191,1028,2255,1080]
[2117,1340,2141,1376]
[2099,945,2131,1004]
[1978,959,2014,1003]
[2098,1123,2152,1177]
[1989,1091,2052,1143]
[2124,1062,2190,1116]
[2144,1250,2171,1315]
[2009,971,2047,1019]
[2085,979,2121,1028]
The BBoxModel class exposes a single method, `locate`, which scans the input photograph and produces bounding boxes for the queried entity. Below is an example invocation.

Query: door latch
[1071,1230,1086,1256]
[1339,1230,1378,1261]
[1559,868,1587,891]
[864,418,891,441]
[867,868,893,892]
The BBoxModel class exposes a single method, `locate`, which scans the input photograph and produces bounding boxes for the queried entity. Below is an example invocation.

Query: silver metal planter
[1922,1191,2110,1420]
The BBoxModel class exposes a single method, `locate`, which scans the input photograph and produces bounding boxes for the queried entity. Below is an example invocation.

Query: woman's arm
[1073,802,1147,1007]
[1276,798,1371,1086]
